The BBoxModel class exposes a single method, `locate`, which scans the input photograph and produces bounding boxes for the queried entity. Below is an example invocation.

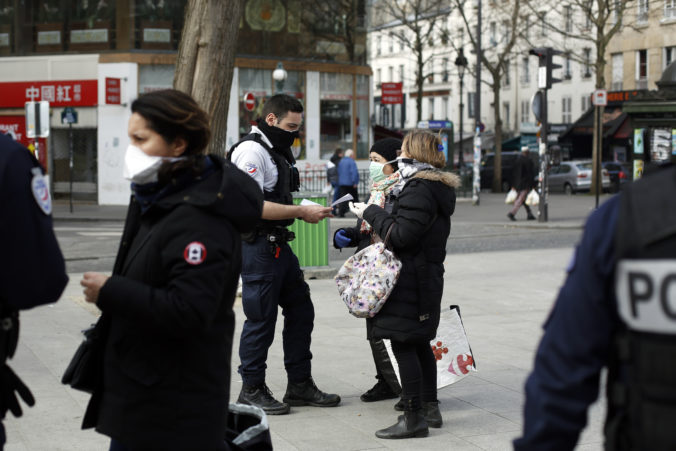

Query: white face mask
[122,144,168,184]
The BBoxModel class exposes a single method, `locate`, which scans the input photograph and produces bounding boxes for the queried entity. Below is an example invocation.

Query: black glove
[0,364,34,418]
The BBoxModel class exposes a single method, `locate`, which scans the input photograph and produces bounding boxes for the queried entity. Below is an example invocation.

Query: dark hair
[261,94,304,122]
[131,89,211,182]
[131,89,211,155]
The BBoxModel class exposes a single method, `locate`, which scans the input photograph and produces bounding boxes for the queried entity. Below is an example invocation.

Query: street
[3,192,612,450]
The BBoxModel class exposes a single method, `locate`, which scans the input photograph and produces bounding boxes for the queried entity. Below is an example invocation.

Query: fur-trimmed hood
[412,169,461,188]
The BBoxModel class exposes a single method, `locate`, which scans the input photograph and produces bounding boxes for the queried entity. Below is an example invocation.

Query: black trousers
[391,341,437,410]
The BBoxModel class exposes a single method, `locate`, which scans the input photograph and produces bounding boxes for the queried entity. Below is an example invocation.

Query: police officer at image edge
[514,162,676,450]
[227,94,340,415]
[0,132,68,449]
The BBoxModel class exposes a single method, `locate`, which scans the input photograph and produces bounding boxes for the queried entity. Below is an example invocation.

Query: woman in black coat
[80,90,263,450]
[333,138,403,405]
[349,130,459,440]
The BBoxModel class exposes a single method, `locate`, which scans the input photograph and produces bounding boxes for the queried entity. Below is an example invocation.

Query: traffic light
[529,47,563,89]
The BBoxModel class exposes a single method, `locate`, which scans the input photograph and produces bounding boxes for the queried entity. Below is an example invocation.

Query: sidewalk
[4,247,604,450]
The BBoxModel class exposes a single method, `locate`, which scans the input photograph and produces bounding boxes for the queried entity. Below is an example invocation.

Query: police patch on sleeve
[245,162,258,175]
[184,241,207,265]
[31,167,52,215]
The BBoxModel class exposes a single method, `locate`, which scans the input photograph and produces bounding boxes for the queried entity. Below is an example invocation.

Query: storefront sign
[0,116,47,168]
[105,78,121,105]
[381,82,403,104]
[0,80,98,108]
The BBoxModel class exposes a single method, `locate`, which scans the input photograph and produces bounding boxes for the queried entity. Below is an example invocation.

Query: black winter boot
[283,377,341,407]
[423,401,442,428]
[237,383,290,415]
[375,410,429,439]
[361,379,399,402]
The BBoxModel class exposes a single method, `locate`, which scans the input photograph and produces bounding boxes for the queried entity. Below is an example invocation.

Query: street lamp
[272,62,287,93]
[455,47,468,191]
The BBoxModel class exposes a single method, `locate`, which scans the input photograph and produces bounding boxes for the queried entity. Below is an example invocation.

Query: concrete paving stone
[448,384,524,415]
[461,431,522,451]
[471,369,528,393]
[445,410,521,438]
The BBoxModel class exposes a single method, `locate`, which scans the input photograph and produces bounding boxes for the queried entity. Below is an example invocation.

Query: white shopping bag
[384,305,477,389]
[525,189,540,207]
[505,188,517,204]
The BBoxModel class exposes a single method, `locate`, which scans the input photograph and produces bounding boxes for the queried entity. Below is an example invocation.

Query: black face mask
[257,119,299,150]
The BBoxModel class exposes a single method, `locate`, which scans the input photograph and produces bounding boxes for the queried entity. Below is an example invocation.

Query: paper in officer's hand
[300,199,322,206]
[331,193,353,207]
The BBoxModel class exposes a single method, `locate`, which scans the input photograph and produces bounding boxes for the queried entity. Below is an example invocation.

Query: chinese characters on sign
[0,80,98,108]
[105,78,121,105]
[380,82,403,105]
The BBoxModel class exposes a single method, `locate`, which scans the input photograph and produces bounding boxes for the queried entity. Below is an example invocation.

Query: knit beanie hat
[370,138,402,171]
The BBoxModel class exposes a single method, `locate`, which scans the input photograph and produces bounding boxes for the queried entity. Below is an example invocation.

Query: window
[539,12,547,36]
[399,64,405,83]
[520,100,530,123]
[376,35,381,56]
[503,102,511,129]
[583,48,592,78]
[562,96,572,123]
[666,0,676,18]
[637,49,648,89]
[388,66,393,82]
[468,92,475,118]
[490,22,497,45]
[458,28,464,47]
[665,46,676,70]
[376,68,381,85]
[581,93,591,112]
[501,20,509,43]
[399,34,405,51]
[503,60,510,87]
[638,0,649,22]
[428,97,434,120]
[524,15,530,40]
[612,53,623,90]
[521,56,530,84]
[583,0,593,29]
[388,33,394,52]
[564,6,573,32]
[442,58,449,82]
[441,97,448,120]
[564,53,572,79]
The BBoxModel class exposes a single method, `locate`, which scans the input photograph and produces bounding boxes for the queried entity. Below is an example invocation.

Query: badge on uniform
[245,162,258,175]
[184,241,207,265]
[31,167,52,215]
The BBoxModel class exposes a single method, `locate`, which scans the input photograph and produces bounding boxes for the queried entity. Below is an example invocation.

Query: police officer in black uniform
[0,132,68,449]
[229,94,340,415]
[514,163,676,450]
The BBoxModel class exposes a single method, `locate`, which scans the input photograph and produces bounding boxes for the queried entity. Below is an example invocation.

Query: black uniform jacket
[85,155,263,450]
[0,133,67,311]
[363,170,458,344]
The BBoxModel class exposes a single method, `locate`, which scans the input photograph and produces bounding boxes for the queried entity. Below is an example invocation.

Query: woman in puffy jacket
[79,89,263,450]
[349,130,459,439]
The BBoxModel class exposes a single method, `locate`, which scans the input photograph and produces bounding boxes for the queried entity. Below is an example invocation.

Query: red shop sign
[0,80,98,108]
[105,77,121,105]
[381,82,403,105]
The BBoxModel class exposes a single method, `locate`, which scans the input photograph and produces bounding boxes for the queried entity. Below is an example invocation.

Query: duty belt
[257,226,296,243]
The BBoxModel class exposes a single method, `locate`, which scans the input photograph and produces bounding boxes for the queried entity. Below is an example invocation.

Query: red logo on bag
[184,242,207,265]
[431,341,449,361]
[447,354,474,375]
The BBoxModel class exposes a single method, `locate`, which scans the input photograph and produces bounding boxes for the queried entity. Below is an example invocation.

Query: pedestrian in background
[79,89,263,451]
[514,164,676,449]
[229,94,339,416]
[0,133,68,450]
[349,130,459,439]
[333,138,403,406]
[507,146,536,221]
[327,147,344,214]
[337,149,359,217]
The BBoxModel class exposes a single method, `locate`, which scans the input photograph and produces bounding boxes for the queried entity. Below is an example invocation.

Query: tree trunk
[174,0,245,156]
[492,81,504,192]
[416,47,424,123]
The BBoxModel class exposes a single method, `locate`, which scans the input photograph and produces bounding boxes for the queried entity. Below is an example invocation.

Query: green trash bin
[288,192,329,268]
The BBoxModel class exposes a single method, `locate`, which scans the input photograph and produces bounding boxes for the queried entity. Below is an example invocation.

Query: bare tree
[174,0,245,156]
[301,0,367,64]
[522,0,635,192]
[453,0,528,192]
[372,0,452,123]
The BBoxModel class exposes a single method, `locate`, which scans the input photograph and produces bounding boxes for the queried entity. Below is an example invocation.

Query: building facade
[0,0,371,205]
